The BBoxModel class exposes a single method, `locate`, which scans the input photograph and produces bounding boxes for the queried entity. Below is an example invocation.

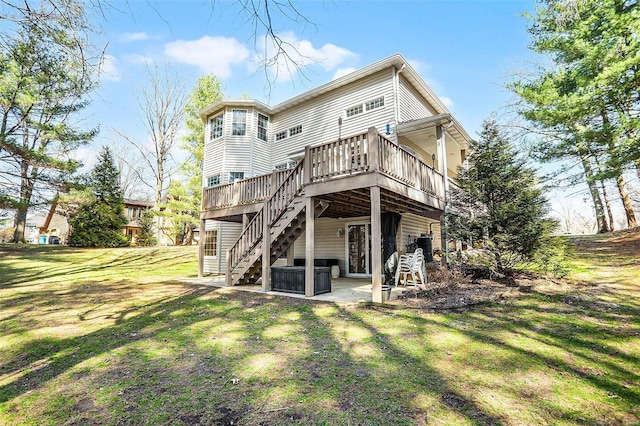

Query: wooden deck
[201,129,446,221]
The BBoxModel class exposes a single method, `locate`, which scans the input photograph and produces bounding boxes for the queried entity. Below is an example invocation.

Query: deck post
[367,127,380,172]
[198,219,205,278]
[370,186,383,303]
[305,196,315,297]
[303,146,312,185]
[262,203,271,292]
[437,124,450,266]
[286,246,294,266]
[225,248,232,286]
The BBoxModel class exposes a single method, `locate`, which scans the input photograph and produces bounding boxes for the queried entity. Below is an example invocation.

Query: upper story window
[345,104,363,118]
[257,113,269,141]
[365,96,384,111]
[209,114,224,140]
[207,174,221,187]
[232,110,247,136]
[346,96,385,118]
[229,171,245,183]
[274,124,303,141]
[275,161,297,171]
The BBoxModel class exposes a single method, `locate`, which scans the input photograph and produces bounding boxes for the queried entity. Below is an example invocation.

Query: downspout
[392,63,406,143]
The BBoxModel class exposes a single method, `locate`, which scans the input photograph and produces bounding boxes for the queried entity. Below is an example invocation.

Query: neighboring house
[198,54,472,302]
[124,199,154,245]
[36,199,157,245]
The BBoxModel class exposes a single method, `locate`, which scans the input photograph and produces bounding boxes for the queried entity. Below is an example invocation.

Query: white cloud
[440,96,454,107]
[332,67,357,80]
[120,32,150,43]
[98,54,120,81]
[254,32,358,82]
[164,36,249,78]
[123,54,155,65]
[408,59,430,74]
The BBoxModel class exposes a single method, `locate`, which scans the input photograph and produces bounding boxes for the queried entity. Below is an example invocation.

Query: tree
[135,209,157,247]
[510,0,639,229]
[162,75,224,245]
[447,118,555,273]
[0,16,97,242]
[67,146,129,247]
[117,62,187,208]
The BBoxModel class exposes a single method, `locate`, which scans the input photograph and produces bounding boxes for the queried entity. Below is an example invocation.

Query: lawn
[0,236,638,425]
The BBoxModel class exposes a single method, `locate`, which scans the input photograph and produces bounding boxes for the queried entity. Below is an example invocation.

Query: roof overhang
[198,53,453,122]
[396,113,472,149]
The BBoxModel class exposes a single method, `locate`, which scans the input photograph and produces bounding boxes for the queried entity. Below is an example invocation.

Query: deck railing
[204,129,444,212]
[203,169,290,210]
[226,161,305,275]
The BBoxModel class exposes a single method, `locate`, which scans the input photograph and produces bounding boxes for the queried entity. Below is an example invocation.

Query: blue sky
[83,0,610,229]
[89,0,537,145]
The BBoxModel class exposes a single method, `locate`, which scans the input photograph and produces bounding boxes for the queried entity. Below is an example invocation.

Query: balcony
[201,129,446,221]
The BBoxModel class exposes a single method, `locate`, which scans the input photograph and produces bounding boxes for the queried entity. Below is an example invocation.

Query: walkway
[182,276,408,304]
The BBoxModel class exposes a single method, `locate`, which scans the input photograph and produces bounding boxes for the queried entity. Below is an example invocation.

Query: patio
[183,276,409,304]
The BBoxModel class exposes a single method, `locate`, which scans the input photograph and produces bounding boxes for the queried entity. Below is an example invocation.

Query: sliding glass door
[346,223,371,276]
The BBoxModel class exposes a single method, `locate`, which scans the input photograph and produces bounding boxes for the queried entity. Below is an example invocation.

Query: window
[207,174,221,187]
[275,161,297,171]
[232,109,247,136]
[209,114,224,140]
[275,131,287,141]
[346,96,385,118]
[229,171,245,183]
[365,96,384,111]
[204,230,217,256]
[346,104,363,118]
[257,113,269,141]
[288,125,302,137]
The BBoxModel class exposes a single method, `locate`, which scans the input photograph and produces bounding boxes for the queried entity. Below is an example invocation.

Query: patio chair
[394,248,427,287]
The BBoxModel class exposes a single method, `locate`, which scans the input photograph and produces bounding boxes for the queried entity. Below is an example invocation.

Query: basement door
[345,222,371,277]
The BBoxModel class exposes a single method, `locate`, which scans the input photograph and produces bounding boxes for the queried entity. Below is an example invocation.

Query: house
[123,199,154,245]
[36,198,156,245]
[198,54,472,302]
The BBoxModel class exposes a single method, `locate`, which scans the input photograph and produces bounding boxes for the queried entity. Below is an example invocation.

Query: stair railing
[226,161,305,276]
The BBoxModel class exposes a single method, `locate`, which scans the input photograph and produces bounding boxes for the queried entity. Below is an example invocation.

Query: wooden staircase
[226,160,329,286]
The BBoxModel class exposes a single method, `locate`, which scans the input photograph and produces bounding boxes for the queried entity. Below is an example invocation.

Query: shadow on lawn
[0,284,218,405]
[2,278,638,425]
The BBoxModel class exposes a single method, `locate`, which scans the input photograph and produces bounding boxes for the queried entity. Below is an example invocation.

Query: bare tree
[109,140,149,200]
[117,62,186,207]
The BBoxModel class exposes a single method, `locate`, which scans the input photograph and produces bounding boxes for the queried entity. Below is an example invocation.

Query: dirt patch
[387,271,570,310]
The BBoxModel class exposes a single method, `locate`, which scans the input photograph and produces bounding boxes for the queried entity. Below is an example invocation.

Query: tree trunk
[581,154,609,233]
[600,180,615,232]
[615,173,638,228]
[12,160,35,243]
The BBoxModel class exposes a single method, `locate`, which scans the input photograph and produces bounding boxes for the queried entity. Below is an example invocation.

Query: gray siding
[398,75,437,122]
[271,70,396,167]
[203,220,242,275]
[399,213,441,254]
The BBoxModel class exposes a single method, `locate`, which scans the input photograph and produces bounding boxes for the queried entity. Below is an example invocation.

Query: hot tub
[271,266,332,295]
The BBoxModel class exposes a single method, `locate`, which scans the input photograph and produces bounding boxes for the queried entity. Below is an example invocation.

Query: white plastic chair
[394,248,427,286]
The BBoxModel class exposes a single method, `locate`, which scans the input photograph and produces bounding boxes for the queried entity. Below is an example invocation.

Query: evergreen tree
[135,209,157,247]
[68,147,129,247]
[510,0,639,228]
[447,118,556,273]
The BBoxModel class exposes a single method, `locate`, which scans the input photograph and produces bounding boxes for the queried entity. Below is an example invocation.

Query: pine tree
[447,118,556,273]
[68,147,129,247]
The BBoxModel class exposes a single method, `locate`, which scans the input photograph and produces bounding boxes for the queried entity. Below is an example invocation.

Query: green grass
[0,238,638,425]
